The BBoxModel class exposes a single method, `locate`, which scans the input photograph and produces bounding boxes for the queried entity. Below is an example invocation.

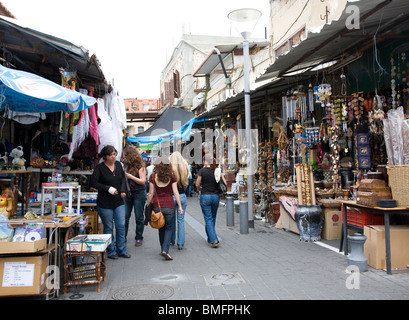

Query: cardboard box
[0,238,47,254]
[322,208,342,240]
[84,209,98,234]
[0,254,48,296]
[364,225,409,270]
[275,203,299,235]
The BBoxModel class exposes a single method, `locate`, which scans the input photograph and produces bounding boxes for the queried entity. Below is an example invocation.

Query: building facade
[124,98,161,137]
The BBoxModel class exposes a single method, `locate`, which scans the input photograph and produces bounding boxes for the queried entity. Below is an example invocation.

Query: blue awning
[0,64,96,113]
[126,107,207,144]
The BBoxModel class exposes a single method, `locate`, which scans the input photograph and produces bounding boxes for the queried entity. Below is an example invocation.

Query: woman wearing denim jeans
[146,159,183,260]
[196,154,227,248]
[90,145,130,259]
[123,145,147,247]
[169,151,190,250]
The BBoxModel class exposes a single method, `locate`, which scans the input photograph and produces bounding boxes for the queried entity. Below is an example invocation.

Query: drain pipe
[214,48,231,88]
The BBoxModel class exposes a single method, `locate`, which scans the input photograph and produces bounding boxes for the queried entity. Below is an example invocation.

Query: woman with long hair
[90,145,130,259]
[123,145,146,247]
[195,153,226,248]
[169,151,189,250]
[146,158,183,260]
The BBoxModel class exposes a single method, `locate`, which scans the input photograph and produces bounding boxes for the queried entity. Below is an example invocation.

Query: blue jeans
[97,204,127,256]
[171,193,187,248]
[124,190,147,241]
[199,193,220,244]
[156,207,175,253]
[185,178,193,196]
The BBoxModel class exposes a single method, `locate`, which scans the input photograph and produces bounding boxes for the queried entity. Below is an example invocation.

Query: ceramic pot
[294,205,323,242]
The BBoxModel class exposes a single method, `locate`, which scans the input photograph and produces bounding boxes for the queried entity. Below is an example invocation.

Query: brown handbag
[149,180,165,229]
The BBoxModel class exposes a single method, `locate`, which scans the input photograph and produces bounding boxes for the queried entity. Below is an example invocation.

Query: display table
[2,216,81,297]
[337,200,409,274]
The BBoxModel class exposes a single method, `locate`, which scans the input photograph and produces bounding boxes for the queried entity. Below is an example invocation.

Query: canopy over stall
[0,64,96,113]
[127,107,197,144]
[0,16,107,96]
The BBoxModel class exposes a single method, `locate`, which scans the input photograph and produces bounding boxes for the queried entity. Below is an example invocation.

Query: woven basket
[387,165,409,207]
[280,188,298,197]
[319,199,341,208]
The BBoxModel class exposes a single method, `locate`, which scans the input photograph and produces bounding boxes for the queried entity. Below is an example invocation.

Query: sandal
[161,252,173,260]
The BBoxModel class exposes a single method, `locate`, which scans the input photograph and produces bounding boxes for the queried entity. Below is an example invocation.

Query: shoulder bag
[149,177,165,229]
[214,167,227,194]
[124,167,132,199]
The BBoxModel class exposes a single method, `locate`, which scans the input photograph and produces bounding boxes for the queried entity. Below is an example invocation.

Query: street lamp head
[228,8,262,40]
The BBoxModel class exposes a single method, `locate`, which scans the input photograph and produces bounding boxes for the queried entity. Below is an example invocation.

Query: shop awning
[257,0,409,82]
[126,107,198,144]
[194,42,269,77]
[0,64,96,113]
[0,16,107,95]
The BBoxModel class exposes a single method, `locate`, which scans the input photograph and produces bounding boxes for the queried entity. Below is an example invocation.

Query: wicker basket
[280,188,298,197]
[319,199,341,208]
[387,165,409,207]
[357,191,379,207]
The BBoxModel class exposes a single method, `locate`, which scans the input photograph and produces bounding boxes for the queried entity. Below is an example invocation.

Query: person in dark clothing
[123,145,147,247]
[195,153,226,248]
[90,145,130,259]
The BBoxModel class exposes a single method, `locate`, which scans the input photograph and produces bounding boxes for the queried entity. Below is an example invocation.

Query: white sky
[2,0,270,99]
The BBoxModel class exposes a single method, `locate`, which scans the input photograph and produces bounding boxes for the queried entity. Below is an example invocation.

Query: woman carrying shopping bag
[196,153,226,248]
[146,158,183,260]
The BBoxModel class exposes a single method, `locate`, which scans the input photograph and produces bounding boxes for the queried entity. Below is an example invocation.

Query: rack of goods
[63,228,110,293]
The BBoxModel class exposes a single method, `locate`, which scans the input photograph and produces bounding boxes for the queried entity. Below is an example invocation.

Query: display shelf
[27,167,93,175]
[62,227,106,294]
[40,185,81,216]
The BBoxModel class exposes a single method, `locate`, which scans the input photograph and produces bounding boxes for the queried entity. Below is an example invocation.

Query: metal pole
[240,200,249,234]
[226,196,234,227]
[243,39,254,228]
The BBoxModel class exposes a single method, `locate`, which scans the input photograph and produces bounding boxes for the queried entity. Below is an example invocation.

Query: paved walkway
[57,195,409,301]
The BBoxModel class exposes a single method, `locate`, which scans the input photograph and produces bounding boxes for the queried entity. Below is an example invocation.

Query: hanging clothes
[5,107,46,125]
[96,98,117,154]
[85,87,100,147]
[68,107,89,160]
[102,89,126,161]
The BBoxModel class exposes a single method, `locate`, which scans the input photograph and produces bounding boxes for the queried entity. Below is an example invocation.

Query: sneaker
[135,240,143,247]
[119,253,131,258]
[210,241,219,248]
[108,254,119,259]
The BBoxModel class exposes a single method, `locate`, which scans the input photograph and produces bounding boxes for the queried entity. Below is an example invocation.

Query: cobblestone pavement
[57,195,409,302]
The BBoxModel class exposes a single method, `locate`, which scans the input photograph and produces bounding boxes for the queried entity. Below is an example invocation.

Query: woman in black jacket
[90,145,130,259]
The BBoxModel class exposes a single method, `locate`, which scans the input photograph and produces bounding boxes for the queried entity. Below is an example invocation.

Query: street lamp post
[228,8,261,228]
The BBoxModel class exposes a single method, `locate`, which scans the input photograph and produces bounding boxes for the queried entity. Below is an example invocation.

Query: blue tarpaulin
[127,107,204,144]
[0,64,96,113]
